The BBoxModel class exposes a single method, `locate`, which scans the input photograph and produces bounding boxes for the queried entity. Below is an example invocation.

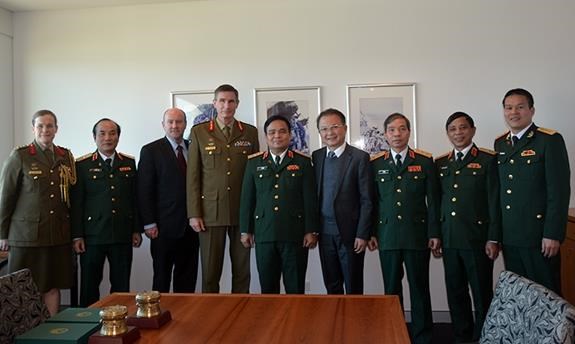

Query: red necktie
[177,145,187,177]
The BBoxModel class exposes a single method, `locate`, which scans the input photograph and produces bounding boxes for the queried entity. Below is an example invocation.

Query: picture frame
[346,83,417,156]
[254,86,321,155]
[170,90,216,126]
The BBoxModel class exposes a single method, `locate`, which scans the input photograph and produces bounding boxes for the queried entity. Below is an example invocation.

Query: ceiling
[0,0,206,12]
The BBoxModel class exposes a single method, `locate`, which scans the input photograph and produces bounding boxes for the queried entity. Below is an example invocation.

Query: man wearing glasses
[312,108,374,294]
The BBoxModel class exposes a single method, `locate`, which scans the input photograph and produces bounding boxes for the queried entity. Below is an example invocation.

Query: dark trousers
[502,245,561,295]
[255,241,308,294]
[379,249,433,344]
[151,228,199,293]
[319,233,365,294]
[443,248,494,342]
[79,243,132,307]
[198,226,250,293]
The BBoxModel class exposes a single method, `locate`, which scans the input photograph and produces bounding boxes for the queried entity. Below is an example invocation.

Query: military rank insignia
[467,163,482,169]
[287,164,300,171]
[408,165,422,172]
[521,150,536,157]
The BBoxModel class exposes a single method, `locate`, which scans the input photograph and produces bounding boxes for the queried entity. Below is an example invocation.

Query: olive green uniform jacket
[0,142,75,247]
[494,124,570,247]
[187,119,259,226]
[435,145,502,248]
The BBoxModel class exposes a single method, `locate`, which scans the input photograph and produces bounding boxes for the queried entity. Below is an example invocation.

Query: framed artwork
[170,90,216,126]
[346,83,417,156]
[254,86,321,155]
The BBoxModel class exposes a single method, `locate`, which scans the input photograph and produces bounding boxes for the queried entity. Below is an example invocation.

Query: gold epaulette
[537,127,557,135]
[75,153,92,162]
[118,152,135,160]
[479,147,496,155]
[292,150,311,159]
[370,151,388,162]
[15,144,28,150]
[414,148,433,159]
[434,151,450,161]
[248,151,264,159]
[495,131,509,141]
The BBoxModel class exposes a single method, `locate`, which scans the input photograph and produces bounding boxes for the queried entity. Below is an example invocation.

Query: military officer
[495,88,570,294]
[435,112,501,342]
[368,113,441,344]
[0,110,76,316]
[239,115,319,294]
[187,84,260,293]
[71,118,142,306]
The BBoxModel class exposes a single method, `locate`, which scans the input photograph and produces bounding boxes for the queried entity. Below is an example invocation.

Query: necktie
[224,126,231,139]
[512,135,519,146]
[177,145,187,176]
[456,151,464,162]
[327,151,336,159]
[105,158,112,169]
[275,155,281,166]
[395,153,402,167]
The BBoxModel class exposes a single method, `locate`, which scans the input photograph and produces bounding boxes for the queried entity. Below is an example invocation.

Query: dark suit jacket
[312,145,374,245]
[138,137,190,239]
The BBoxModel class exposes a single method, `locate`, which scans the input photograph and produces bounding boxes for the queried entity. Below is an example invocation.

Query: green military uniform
[435,144,501,342]
[495,124,570,294]
[71,151,140,306]
[187,119,259,293]
[0,141,76,292]
[239,150,319,293]
[371,147,440,344]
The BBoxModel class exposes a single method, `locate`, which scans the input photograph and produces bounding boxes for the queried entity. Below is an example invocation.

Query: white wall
[0,7,13,161]
[10,0,575,311]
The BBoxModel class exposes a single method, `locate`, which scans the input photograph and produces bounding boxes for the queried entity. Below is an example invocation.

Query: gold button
[227,186,231,191]
[274,206,279,211]
[506,205,511,210]
[451,211,456,216]
[527,160,531,164]
[414,176,418,180]
[109,174,114,178]
[497,161,501,165]
[440,173,444,177]
[255,215,259,219]
[243,151,247,154]
[451,197,456,202]
[396,201,402,206]
[455,171,460,175]
[226,144,230,148]
[381,178,385,182]
[92,175,96,179]
[397,176,402,180]
[508,174,513,180]
[472,171,477,175]
[396,189,402,193]
[209,151,213,155]
[259,174,263,178]
[536,214,543,219]
[49,210,54,214]
[227,171,231,175]
[478,221,483,225]
[34,176,38,180]
[50,169,54,173]
[506,189,512,194]
[201,195,205,199]
[227,157,231,161]
[453,184,458,189]
[50,194,55,198]
[397,215,402,220]
[274,195,279,199]
[274,184,279,189]
[50,181,55,185]
[379,220,383,224]
[510,159,514,164]
[88,216,92,221]
[112,209,116,214]
[275,174,280,178]
[111,186,115,190]
[111,197,116,202]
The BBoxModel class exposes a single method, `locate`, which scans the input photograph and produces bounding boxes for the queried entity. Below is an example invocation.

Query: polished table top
[91,293,410,344]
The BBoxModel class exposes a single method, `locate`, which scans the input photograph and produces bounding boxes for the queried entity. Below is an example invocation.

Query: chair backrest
[0,268,50,344]
[481,270,575,344]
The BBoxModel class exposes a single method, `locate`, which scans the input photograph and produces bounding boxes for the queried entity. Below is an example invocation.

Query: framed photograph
[170,90,216,126]
[254,86,321,155]
[346,83,417,156]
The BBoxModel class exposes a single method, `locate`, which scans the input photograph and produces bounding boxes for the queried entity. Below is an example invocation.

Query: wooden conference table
[91,293,410,344]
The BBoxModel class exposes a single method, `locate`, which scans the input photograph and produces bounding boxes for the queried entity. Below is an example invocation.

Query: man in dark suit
[435,112,501,342]
[311,108,374,294]
[239,115,319,293]
[187,84,259,293]
[495,88,570,294]
[71,118,142,307]
[138,108,199,293]
[368,113,441,344]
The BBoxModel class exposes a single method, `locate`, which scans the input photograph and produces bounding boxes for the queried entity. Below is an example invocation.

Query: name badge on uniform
[440,166,448,170]
[205,146,216,151]
[408,165,422,172]
[521,149,536,157]
[28,170,42,175]
[378,169,390,175]
[256,166,268,171]
[467,163,482,169]
[89,168,102,172]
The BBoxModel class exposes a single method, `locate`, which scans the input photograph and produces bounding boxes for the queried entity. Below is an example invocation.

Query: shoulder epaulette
[537,127,557,135]
[75,153,92,162]
[434,151,450,161]
[479,147,496,155]
[370,151,388,162]
[15,144,28,151]
[248,151,264,159]
[495,131,509,141]
[292,150,311,159]
[118,152,135,160]
[414,149,433,159]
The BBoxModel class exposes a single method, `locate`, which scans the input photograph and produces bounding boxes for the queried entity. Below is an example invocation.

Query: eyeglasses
[318,124,345,133]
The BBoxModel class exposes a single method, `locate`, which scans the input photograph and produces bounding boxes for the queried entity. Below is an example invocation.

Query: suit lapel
[316,148,326,197]
[335,147,352,195]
